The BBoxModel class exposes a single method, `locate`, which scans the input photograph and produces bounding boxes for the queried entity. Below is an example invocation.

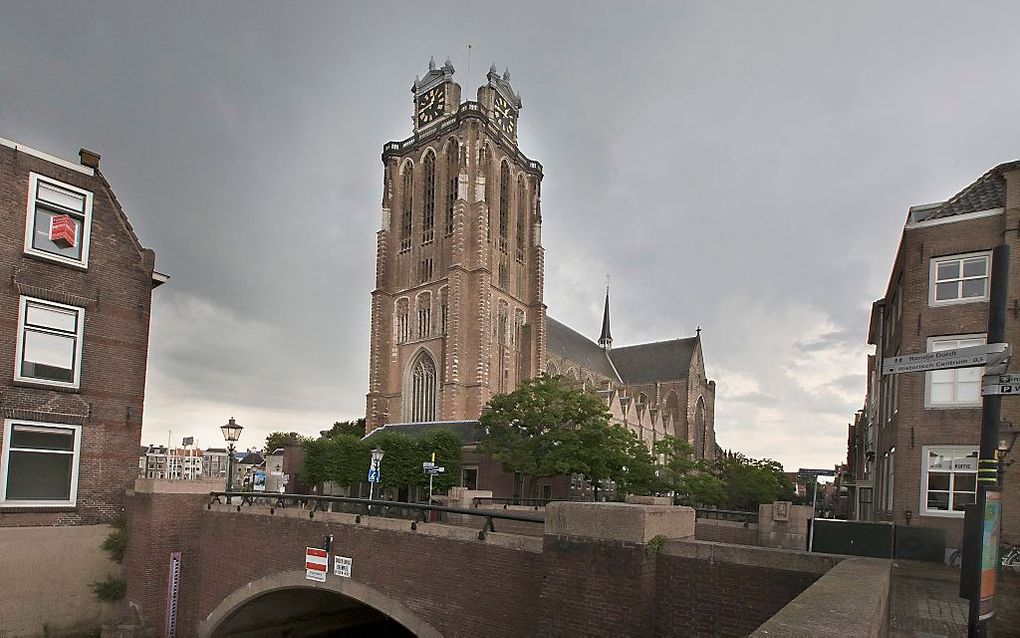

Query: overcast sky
[3,1,1019,470]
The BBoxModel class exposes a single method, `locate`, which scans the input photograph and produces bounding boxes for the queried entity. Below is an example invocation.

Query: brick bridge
[123,485,890,636]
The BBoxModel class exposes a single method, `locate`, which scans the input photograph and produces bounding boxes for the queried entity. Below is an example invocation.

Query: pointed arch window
[516,176,526,263]
[422,151,435,244]
[513,309,526,349]
[416,292,431,339]
[478,145,491,240]
[395,298,410,343]
[409,351,437,422]
[497,301,510,348]
[400,163,413,252]
[498,161,510,253]
[445,139,458,236]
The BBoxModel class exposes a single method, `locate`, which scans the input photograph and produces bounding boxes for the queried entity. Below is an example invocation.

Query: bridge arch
[199,569,442,637]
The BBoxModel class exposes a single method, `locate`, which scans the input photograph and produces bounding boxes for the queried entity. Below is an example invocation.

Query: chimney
[79,148,101,169]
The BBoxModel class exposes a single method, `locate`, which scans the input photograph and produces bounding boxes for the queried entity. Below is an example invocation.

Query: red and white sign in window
[305,547,328,582]
[49,214,77,249]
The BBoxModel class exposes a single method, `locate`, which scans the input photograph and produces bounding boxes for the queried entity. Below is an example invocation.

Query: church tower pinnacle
[598,279,612,350]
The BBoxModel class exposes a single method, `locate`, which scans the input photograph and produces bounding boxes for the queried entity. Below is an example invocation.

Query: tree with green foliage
[616,431,659,496]
[264,431,307,455]
[300,434,370,488]
[480,374,634,497]
[676,472,726,507]
[417,429,463,495]
[325,419,366,438]
[715,455,794,510]
[301,427,463,500]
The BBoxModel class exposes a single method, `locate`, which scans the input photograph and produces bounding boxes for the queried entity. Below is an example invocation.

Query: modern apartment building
[846,161,1020,550]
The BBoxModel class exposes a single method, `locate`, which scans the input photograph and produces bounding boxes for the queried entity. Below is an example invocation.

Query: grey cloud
[3,1,1019,468]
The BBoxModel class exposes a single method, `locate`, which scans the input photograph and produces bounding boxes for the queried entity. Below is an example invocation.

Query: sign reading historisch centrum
[882,343,1009,376]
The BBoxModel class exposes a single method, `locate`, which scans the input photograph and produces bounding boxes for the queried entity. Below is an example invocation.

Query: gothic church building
[366,60,716,459]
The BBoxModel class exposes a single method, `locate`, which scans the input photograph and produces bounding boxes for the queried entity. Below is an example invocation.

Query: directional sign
[368,468,380,483]
[981,383,1020,396]
[422,462,445,476]
[882,344,1007,376]
[983,374,1020,386]
[305,547,328,582]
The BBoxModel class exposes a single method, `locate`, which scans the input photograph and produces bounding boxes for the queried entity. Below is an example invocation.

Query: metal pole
[809,477,818,552]
[226,442,235,504]
[967,243,1009,637]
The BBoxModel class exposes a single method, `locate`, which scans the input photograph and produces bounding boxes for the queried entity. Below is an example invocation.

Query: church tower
[366,59,546,432]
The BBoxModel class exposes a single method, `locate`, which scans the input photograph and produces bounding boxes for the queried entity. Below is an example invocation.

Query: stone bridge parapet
[122,485,881,636]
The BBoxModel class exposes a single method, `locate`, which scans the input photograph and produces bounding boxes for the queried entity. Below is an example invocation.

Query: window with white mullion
[24,173,94,268]
[15,296,85,388]
[1,420,82,506]
[925,334,984,407]
[921,446,977,516]
[930,252,990,305]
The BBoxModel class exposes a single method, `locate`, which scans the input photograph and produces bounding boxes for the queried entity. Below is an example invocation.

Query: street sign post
[423,454,445,503]
[798,468,835,553]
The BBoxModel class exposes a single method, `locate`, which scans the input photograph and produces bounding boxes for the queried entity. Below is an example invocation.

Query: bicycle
[948,542,1020,572]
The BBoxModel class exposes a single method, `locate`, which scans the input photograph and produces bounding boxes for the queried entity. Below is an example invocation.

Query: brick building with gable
[845,160,1020,552]
[0,136,164,632]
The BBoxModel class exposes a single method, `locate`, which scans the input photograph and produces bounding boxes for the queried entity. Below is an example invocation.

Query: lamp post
[220,417,243,504]
[368,447,384,503]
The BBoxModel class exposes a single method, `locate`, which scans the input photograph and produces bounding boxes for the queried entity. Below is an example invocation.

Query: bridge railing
[472,496,554,510]
[208,491,544,540]
[694,507,759,525]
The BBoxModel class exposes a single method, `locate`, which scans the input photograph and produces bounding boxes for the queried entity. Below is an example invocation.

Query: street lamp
[368,447,385,503]
[221,417,243,503]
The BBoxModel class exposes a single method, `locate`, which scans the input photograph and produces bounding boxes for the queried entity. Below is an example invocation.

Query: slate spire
[598,279,612,350]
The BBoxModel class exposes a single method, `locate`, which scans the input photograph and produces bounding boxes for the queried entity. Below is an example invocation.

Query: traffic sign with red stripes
[305,547,328,582]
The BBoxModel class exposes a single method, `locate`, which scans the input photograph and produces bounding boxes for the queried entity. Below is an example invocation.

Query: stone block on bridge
[545,501,695,544]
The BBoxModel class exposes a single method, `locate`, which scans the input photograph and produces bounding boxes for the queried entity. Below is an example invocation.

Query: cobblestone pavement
[890,560,1020,637]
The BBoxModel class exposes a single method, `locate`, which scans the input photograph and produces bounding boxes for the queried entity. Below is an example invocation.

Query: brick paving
[891,559,1020,637]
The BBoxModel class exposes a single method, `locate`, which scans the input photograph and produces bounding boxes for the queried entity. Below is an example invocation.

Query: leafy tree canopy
[325,419,366,439]
[480,374,633,491]
[264,431,308,455]
[300,428,462,497]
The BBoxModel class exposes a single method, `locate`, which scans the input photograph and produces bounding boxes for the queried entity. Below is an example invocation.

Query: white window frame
[23,173,94,269]
[14,295,86,389]
[928,251,991,307]
[919,445,978,518]
[924,334,985,409]
[0,419,83,507]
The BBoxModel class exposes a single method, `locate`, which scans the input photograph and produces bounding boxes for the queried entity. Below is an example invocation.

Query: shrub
[90,576,126,601]
[102,529,127,562]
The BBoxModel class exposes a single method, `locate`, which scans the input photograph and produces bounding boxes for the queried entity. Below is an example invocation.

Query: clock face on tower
[416,87,446,126]
[493,94,516,135]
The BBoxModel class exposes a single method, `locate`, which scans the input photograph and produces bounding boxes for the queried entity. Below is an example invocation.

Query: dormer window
[24,173,93,268]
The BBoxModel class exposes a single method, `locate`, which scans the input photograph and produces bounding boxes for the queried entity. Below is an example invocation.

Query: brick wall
[537,535,657,636]
[124,494,841,636]
[655,543,832,637]
[695,519,759,546]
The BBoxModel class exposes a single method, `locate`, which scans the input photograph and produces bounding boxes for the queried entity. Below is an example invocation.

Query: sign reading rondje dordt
[882,343,1009,376]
